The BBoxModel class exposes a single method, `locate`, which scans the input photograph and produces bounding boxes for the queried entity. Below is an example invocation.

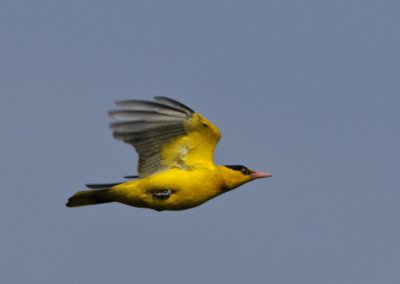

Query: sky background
[1,1,399,283]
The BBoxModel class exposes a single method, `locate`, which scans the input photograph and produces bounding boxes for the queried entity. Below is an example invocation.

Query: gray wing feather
[154,96,195,114]
[115,100,189,117]
[108,110,185,121]
[109,97,194,177]
[85,182,122,189]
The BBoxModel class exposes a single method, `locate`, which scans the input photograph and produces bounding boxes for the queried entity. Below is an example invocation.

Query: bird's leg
[152,189,172,200]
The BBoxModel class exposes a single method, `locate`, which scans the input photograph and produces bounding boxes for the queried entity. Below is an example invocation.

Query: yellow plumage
[66,97,271,211]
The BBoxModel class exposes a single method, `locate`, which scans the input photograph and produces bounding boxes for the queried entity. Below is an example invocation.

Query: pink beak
[250,170,272,179]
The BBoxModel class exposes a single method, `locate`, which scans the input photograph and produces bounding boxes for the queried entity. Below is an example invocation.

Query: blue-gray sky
[1,1,399,283]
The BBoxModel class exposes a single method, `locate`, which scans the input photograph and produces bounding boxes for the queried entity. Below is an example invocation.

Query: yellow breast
[108,167,225,210]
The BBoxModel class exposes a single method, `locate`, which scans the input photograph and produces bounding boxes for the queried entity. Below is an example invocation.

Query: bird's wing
[109,97,221,177]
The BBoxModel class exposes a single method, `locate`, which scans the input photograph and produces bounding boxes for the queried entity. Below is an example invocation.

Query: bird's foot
[153,189,171,200]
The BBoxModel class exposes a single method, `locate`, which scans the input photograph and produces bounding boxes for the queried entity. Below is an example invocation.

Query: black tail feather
[66,189,112,207]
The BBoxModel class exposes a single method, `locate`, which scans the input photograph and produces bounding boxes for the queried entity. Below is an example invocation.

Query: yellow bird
[66,97,271,211]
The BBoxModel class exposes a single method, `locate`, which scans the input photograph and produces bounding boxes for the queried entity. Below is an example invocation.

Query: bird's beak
[250,170,272,179]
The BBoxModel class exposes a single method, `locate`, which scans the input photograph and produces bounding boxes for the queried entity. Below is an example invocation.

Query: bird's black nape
[224,165,251,175]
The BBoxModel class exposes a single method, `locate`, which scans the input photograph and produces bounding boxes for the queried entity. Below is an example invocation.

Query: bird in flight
[66,97,271,211]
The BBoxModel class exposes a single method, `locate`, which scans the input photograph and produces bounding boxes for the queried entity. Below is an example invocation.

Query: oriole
[66,97,271,211]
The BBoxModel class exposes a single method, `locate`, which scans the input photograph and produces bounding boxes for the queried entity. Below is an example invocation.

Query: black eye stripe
[225,165,251,175]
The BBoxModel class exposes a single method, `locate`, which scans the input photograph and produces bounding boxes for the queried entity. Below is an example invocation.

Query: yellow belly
[104,168,225,211]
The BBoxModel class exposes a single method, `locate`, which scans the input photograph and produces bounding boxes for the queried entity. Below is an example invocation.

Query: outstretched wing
[109,97,221,177]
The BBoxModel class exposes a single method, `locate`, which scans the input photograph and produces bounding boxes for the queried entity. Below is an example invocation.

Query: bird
[66,97,271,211]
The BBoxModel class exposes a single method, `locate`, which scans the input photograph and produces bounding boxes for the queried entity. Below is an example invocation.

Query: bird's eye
[225,165,251,175]
[241,167,250,175]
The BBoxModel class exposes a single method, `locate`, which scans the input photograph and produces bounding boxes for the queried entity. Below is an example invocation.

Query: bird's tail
[66,189,112,207]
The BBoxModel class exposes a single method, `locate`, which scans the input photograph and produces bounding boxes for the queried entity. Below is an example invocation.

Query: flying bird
[66,97,271,211]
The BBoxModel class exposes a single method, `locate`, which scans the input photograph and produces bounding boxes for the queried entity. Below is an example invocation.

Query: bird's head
[220,164,272,190]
